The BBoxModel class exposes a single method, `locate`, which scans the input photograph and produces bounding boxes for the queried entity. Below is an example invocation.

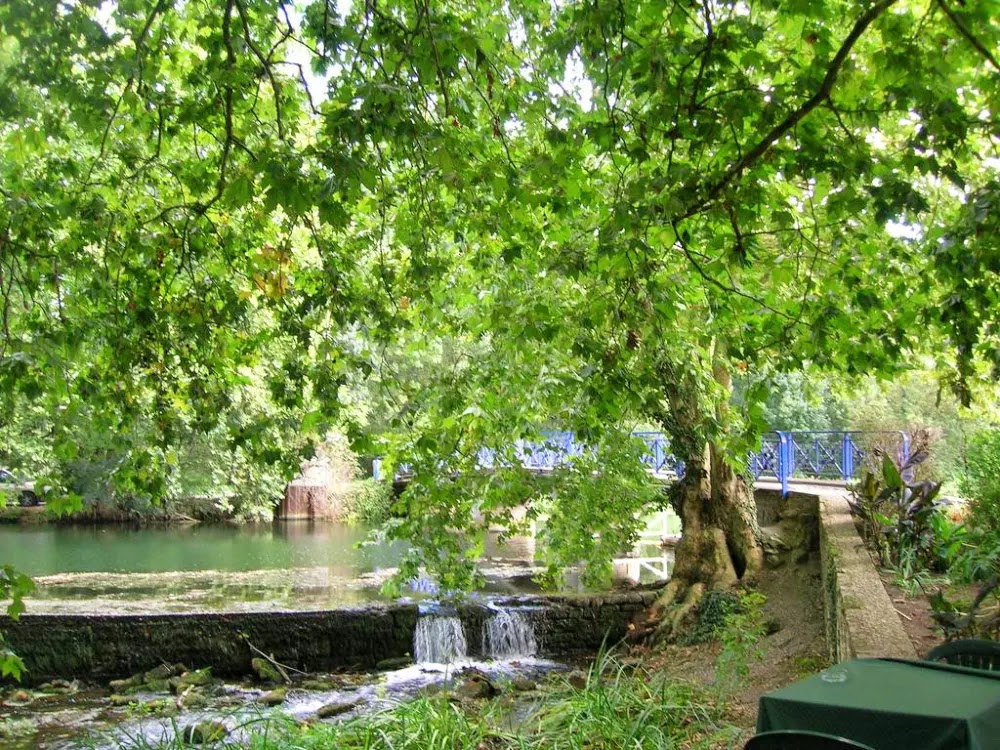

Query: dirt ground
[880,576,942,658]
[636,556,829,744]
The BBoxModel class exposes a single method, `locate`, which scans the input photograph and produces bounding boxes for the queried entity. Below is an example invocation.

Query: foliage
[383,433,661,593]
[0,717,37,741]
[531,651,736,748]
[0,564,34,681]
[929,577,1000,642]
[930,181,1000,407]
[960,429,1000,534]
[678,586,769,692]
[949,537,1000,588]
[1,0,999,588]
[342,479,395,526]
[0,633,24,683]
[754,367,992,486]
[105,653,735,749]
[758,371,849,432]
[849,454,945,579]
[714,590,768,695]
[680,588,744,646]
[846,370,992,484]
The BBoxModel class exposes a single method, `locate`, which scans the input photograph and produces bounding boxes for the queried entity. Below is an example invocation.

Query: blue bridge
[373,430,911,497]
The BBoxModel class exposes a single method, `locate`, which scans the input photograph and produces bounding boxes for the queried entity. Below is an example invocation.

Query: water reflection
[0,511,679,613]
[0,522,404,576]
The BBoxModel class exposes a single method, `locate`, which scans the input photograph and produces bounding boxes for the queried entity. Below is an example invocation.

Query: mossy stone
[259,687,288,706]
[182,720,229,744]
[170,668,214,693]
[316,698,362,718]
[250,657,283,683]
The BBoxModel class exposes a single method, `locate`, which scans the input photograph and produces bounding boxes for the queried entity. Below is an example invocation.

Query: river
[0,521,547,613]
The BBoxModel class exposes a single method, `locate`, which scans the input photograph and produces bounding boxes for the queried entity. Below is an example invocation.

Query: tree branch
[233,0,287,139]
[214,0,237,204]
[934,0,1000,72]
[684,0,899,218]
[671,220,794,320]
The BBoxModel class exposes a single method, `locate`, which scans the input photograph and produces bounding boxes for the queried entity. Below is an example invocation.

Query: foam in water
[482,609,538,659]
[414,616,468,664]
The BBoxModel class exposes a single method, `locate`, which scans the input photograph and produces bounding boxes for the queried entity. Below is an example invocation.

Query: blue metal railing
[751,430,910,496]
[373,429,911,496]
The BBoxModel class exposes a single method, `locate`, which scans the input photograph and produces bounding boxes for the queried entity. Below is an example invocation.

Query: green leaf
[882,455,903,490]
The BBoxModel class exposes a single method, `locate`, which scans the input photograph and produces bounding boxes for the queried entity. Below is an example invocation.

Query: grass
[528,655,737,749]
[97,653,738,750]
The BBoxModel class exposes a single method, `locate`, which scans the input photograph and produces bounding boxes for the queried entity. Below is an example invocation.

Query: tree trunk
[648,351,764,641]
[709,350,764,582]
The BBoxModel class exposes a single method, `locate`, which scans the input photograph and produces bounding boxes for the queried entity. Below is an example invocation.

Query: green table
[757,658,1000,749]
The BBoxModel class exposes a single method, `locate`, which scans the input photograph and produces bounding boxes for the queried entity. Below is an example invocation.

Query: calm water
[0,522,402,576]
[0,522,545,613]
[0,514,673,614]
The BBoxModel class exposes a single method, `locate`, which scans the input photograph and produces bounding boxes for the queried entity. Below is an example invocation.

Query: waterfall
[413,616,468,664]
[482,609,538,659]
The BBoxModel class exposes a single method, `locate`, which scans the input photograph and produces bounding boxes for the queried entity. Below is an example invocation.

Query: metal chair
[744,730,876,750]
[925,638,1000,671]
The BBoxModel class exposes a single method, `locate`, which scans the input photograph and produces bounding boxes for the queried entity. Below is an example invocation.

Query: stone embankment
[757,480,916,661]
[0,591,658,684]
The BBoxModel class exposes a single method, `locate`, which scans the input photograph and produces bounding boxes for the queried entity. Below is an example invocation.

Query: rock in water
[316,698,363,718]
[259,687,288,706]
[251,657,284,683]
[300,677,344,691]
[3,690,32,706]
[108,675,144,692]
[145,663,186,683]
[170,667,214,692]
[453,668,499,700]
[182,721,229,744]
[375,656,413,670]
[511,676,537,692]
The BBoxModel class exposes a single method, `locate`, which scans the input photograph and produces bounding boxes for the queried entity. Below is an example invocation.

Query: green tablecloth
[757,658,1000,749]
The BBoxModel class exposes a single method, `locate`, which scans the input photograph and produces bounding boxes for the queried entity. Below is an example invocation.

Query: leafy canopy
[0,0,997,587]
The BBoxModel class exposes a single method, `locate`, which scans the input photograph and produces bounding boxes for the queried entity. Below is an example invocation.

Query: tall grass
[527,651,736,749]
[98,653,736,750]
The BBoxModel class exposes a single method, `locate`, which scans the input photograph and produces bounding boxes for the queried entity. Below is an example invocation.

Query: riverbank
[0,499,242,526]
[0,651,741,749]
[0,558,826,748]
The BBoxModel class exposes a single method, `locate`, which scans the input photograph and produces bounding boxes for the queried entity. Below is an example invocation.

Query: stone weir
[1,590,659,684]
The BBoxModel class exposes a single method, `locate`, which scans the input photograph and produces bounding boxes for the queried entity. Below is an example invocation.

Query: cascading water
[414,616,468,664]
[482,609,538,659]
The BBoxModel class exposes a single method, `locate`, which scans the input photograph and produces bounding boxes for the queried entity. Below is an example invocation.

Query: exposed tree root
[649,525,743,643]
[654,581,706,641]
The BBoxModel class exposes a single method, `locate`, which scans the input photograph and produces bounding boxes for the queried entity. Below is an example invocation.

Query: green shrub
[715,590,768,695]
[849,454,943,579]
[680,589,742,645]
[109,652,737,750]
[960,429,1000,535]
[342,479,394,525]
[532,651,736,748]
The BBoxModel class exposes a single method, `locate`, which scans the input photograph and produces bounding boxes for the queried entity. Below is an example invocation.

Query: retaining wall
[0,591,658,684]
[815,489,916,661]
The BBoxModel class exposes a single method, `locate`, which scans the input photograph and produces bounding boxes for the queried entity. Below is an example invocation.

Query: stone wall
[815,489,915,661]
[507,591,659,656]
[0,591,658,684]
[755,480,916,662]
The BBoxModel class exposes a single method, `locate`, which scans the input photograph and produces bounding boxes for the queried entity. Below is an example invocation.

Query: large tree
[1,0,998,639]
[295,0,999,631]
